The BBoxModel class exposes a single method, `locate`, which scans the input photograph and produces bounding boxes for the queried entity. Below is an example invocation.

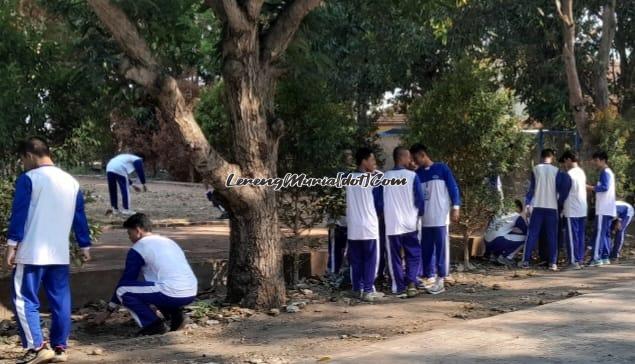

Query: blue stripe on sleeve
[443,164,461,207]
[372,185,383,216]
[556,171,572,209]
[7,174,32,244]
[525,172,536,206]
[413,174,425,215]
[111,248,146,304]
[595,169,610,192]
[72,191,92,248]
[133,159,146,184]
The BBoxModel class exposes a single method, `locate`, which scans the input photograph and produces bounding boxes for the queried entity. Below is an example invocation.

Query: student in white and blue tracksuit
[106,153,147,214]
[97,214,197,335]
[382,147,425,298]
[410,144,461,294]
[484,200,528,264]
[521,149,570,270]
[559,151,587,269]
[611,201,634,260]
[7,137,91,363]
[345,148,383,302]
[587,151,617,266]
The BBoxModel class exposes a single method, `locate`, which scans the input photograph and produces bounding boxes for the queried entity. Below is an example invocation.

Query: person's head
[16,137,53,171]
[393,146,411,168]
[514,199,523,213]
[558,150,578,170]
[123,213,153,243]
[135,152,146,161]
[591,151,609,169]
[355,147,376,172]
[540,148,556,164]
[409,143,432,167]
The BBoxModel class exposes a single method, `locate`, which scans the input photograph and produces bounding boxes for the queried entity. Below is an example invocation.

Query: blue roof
[377,128,407,137]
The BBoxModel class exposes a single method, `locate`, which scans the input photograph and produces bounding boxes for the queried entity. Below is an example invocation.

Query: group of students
[484,148,633,270]
[330,144,461,301]
[6,138,197,364]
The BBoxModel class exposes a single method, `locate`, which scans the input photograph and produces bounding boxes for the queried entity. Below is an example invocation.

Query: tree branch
[206,0,252,32]
[554,0,573,27]
[87,0,158,69]
[88,0,244,200]
[262,0,322,63]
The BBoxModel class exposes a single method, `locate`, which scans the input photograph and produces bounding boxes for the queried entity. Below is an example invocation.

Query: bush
[405,59,530,267]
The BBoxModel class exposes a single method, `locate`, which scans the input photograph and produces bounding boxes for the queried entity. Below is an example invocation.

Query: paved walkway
[329,281,635,363]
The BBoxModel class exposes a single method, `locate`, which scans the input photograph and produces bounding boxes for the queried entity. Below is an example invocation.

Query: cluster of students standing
[329,146,634,302]
[329,144,461,301]
[484,149,633,270]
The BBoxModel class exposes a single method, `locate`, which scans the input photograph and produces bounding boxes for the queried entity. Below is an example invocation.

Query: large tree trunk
[555,0,592,158]
[593,0,617,111]
[87,0,321,308]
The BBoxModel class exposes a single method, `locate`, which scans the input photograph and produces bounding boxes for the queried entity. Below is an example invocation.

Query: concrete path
[328,282,635,364]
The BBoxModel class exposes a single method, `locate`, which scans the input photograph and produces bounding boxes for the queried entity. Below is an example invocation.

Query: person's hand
[614,219,623,232]
[132,185,142,193]
[586,184,594,192]
[142,184,148,192]
[526,205,533,219]
[5,246,16,268]
[451,209,460,223]
[91,311,112,325]
[81,248,91,263]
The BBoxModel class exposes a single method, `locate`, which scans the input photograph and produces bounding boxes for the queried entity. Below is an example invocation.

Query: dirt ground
[78,176,222,226]
[2,251,635,364]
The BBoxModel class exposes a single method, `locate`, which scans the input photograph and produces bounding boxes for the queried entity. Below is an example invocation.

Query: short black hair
[355,147,374,166]
[16,137,50,158]
[514,199,523,211]
[123,213,153,232]
[409,143,428,156]
[393,146,409,164]
[592,151,609,161]
[541,148,556,159]
[558,150,577,163]
[135,152,146,161]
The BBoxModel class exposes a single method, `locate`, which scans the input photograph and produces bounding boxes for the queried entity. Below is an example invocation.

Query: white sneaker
[120,209,137,216]
[362,291,385,302]
[548,264,559,271]
[426,281,445,295]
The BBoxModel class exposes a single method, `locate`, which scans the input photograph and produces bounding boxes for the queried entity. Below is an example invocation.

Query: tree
[406,60,530,269]
[593,0,616,111]
[83,0,321,308]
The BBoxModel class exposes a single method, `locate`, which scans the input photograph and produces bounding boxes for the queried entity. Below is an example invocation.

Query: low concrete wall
[0,261,216,320]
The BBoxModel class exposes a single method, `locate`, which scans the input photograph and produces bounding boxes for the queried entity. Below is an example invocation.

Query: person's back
[345,171,380,241]
[107,153,141,176]
[383,168,420,235]
[14,166,81,265]
[616,201,634,220]
[132,235,197,298]
[595,167,616,217]
[563,166,587,218]
[529,163,559,209]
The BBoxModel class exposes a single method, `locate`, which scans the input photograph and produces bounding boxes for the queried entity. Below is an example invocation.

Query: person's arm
[594,169,610,192]
[5,174,32,267]
[73,191,92,261]
[7,174,32,247]
[372,185,383,217]
[444,165,461,222]
[525,172,536,207]
[109,249,145,305]
[556,171,572,211]
[132,159,146,188]
[512,215,528,235]
[444,165,461,209]
[413,175,425,216]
